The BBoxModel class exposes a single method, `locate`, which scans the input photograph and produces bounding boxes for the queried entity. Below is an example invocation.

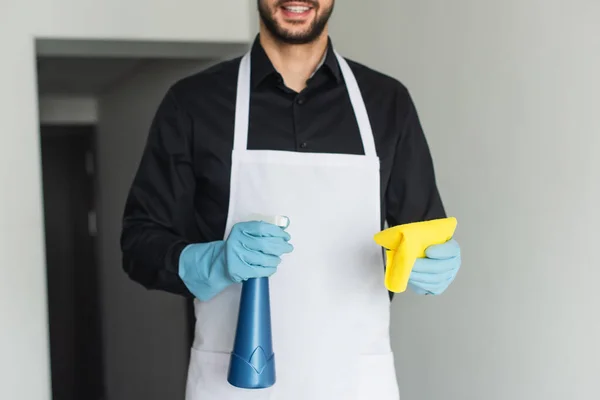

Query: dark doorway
[40,125,105,400]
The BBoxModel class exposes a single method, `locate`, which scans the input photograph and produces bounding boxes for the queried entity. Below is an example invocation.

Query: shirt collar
[250,34,343,88]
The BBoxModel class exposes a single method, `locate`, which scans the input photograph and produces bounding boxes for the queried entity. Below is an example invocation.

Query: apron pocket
[355,352,400,400]
[185,347,273,400]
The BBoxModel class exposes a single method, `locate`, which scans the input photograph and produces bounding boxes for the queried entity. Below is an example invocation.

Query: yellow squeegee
[374,217,457,293]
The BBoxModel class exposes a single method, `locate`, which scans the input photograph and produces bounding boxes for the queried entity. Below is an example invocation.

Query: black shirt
[120,35,446,298]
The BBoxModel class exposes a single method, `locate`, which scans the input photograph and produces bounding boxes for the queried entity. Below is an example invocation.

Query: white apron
[184,49,400,400]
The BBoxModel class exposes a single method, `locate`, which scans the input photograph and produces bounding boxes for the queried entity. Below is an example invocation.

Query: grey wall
[96,59,215,400]
[330,1,600,399]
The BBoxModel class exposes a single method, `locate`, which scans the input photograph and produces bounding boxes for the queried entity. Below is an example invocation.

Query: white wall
[96,59,218,400]
[31,0,250,41]
[0,1,251,399]
[331,1,600,399]
[0,23,51,400]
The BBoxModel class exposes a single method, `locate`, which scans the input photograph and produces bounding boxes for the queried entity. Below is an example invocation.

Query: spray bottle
[227,214,289,389]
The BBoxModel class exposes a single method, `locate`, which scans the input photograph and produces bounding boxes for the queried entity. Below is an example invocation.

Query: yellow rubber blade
[374,217,457,293]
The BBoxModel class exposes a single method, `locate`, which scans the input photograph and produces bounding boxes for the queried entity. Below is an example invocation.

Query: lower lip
[280,6,314,19]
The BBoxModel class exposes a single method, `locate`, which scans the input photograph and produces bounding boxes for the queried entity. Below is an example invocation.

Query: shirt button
[296,97,305,105]
[299,142,308,149]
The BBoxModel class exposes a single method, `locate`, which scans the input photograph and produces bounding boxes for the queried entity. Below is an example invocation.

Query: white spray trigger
[249,214,290,229]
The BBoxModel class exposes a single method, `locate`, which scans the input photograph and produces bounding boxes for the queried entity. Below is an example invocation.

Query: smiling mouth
[279,2,315,18]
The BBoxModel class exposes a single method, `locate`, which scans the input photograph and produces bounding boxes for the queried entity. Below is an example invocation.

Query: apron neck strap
[233,49,377,157]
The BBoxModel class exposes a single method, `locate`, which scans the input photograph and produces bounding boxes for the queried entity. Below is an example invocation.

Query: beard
[258,0,335,45]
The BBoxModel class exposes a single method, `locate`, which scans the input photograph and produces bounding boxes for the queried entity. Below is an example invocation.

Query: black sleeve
[385,88,447,227]
[120,87,196,297]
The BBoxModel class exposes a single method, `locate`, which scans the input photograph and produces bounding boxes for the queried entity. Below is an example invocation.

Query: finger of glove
[239,266,278,280]
[240,248,282,269]
[411,257,459,275]
[242,235,294,256]
[425,239,460,260]
[408,282,430,295]
[409,268,457,285]
[230,265,277,282]
[408,278,452,295]
[239,221,291,241]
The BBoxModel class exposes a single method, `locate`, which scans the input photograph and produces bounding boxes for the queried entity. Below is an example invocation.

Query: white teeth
[284,6,310,13]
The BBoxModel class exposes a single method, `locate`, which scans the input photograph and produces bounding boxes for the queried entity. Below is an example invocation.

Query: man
[121,0,462,399]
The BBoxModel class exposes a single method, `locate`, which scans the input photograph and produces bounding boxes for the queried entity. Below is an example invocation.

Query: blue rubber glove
[408,239,461,295]
[178,221,293,301]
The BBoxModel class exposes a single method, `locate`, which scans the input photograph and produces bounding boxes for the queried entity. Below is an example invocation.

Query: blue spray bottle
[227,215,289,389]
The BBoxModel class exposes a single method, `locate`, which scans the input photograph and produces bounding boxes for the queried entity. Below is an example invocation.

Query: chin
[276,17,313,29]
[282,26,313,37]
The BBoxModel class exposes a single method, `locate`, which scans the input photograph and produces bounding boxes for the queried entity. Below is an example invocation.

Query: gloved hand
[408,239,461,295]
[178,221,293,301]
